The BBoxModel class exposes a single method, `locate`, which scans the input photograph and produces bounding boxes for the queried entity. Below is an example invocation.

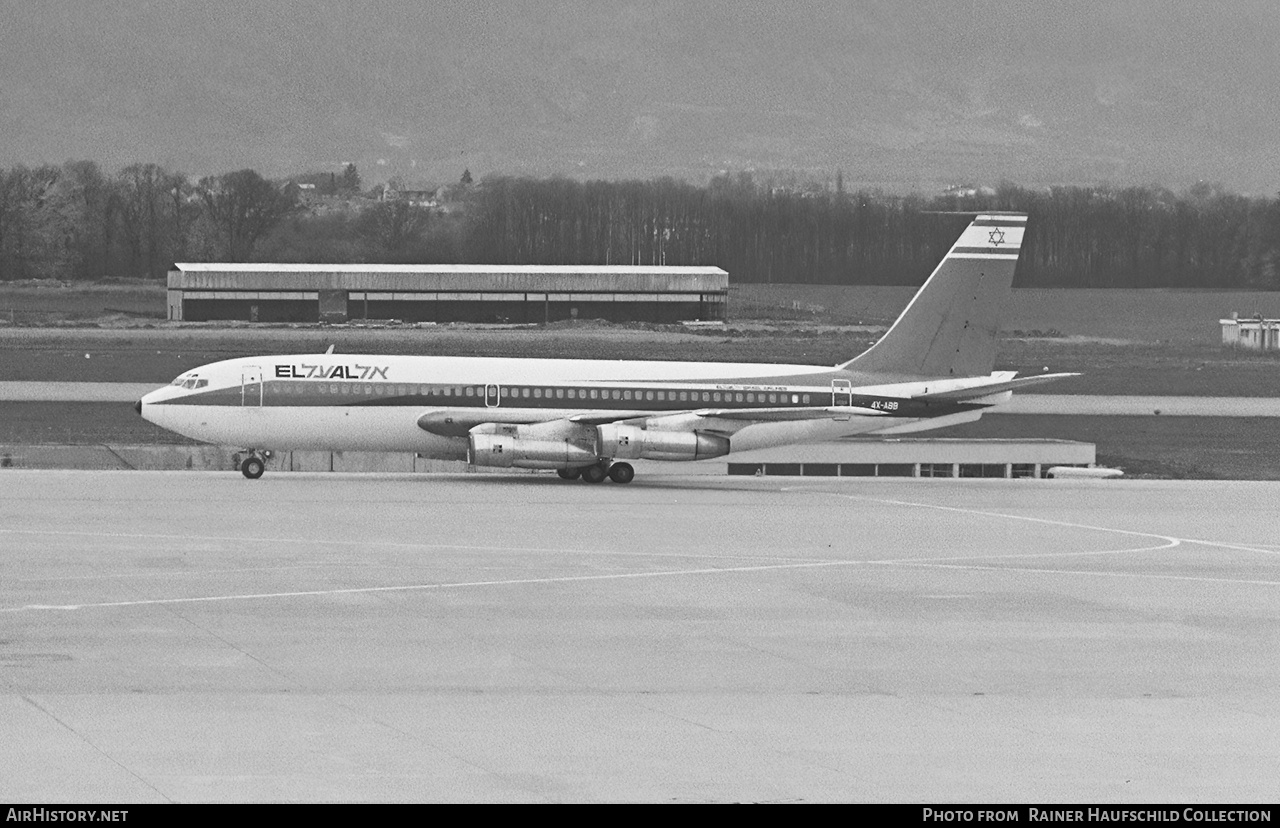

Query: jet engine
[468,423,598,469]
[595,423,730,461]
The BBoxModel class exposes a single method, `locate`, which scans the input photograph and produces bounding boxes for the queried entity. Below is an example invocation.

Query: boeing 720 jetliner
[137,213,1073,483]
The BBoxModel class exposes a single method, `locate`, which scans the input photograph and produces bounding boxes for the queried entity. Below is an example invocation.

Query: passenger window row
[270,381,815,406]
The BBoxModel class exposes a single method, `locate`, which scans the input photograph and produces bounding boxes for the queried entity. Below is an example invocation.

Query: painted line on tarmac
[0,526,814,565]
[791,489,1280,559]
[3,559,861,612]
[885,561,1280,589]
[870,537,1183,564]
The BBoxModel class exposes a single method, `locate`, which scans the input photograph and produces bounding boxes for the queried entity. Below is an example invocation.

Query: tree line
[2,160,1278,289]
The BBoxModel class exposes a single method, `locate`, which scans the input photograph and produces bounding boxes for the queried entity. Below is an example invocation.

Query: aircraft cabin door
[484,384,501,407]
[241,365,264,407]
[831,378,852,407]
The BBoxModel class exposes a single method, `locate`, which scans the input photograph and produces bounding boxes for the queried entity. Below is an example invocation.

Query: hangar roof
[173,263,726,275]
[169,263,729,293]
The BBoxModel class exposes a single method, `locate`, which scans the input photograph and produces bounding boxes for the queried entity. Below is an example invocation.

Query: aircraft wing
[693,406,889,422]
[417,408,656,436]
[568,410,658,425]
[912,372,1079,403]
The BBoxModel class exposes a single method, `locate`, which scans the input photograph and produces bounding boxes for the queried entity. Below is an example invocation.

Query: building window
[920,463,954,478]
[876,464,915,477]
[959,463,1007,478]
[840,464,876,477]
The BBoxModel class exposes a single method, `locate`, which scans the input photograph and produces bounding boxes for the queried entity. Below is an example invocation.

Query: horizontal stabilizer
[912,372,1079,403]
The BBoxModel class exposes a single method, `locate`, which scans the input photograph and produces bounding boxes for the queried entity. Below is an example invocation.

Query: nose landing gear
[238,451,268,479]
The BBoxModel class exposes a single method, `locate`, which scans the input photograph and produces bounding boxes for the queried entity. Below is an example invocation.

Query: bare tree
[0,165,63,280]
[360,200,431,260]
[197,169,299,261]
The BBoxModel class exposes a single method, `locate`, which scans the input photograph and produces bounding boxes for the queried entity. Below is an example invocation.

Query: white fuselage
[140,353,1000,459]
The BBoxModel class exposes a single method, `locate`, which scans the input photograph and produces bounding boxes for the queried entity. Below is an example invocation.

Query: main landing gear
[558,461,635,484]
[239,451,267,480]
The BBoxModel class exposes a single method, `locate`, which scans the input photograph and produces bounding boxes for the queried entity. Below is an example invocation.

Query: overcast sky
[2,0,1277,192]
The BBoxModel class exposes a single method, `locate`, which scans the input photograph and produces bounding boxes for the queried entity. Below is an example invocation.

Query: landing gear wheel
[607,462,635,484]
[580,464,607,484]
[240,455,265,480]
[557,468,581,480]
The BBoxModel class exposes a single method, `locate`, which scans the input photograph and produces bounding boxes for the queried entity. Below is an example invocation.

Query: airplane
[136,212,1074,483]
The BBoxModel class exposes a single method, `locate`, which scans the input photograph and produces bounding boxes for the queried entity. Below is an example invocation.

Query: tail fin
[841,213,1026,378]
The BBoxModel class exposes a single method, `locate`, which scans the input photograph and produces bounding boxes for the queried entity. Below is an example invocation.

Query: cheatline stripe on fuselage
[152,380,982,418]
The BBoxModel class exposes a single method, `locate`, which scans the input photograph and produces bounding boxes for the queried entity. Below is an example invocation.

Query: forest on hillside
[2,160,1277,289]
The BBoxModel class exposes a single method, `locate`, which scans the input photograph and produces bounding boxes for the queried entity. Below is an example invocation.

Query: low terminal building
[167,263,729,324]
[295,438,1095,478]
[679,437,1096,479]
[1220,313,1280,352]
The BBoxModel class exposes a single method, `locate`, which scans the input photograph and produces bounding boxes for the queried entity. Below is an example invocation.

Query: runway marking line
[791,488,1280,559]
[5,487,1278,613]
[0,527,816,566]
[4,559,862,612]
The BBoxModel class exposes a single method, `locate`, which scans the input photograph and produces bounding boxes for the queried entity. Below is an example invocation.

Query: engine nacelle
[468,432,598,470]
[596,424,730,461]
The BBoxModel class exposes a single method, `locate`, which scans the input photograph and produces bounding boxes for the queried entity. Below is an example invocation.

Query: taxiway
[2,472,1278,802]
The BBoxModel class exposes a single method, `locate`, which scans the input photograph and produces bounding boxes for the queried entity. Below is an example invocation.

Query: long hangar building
[167,264,729,324]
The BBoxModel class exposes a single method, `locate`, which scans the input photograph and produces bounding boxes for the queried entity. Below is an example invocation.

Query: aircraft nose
[134,399,142,417]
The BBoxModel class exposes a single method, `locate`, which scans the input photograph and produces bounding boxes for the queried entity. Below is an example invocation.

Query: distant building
[1220,313,1280,351]
[943,183,997,198]
[382,185,438,208]
[167,264,729,324]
